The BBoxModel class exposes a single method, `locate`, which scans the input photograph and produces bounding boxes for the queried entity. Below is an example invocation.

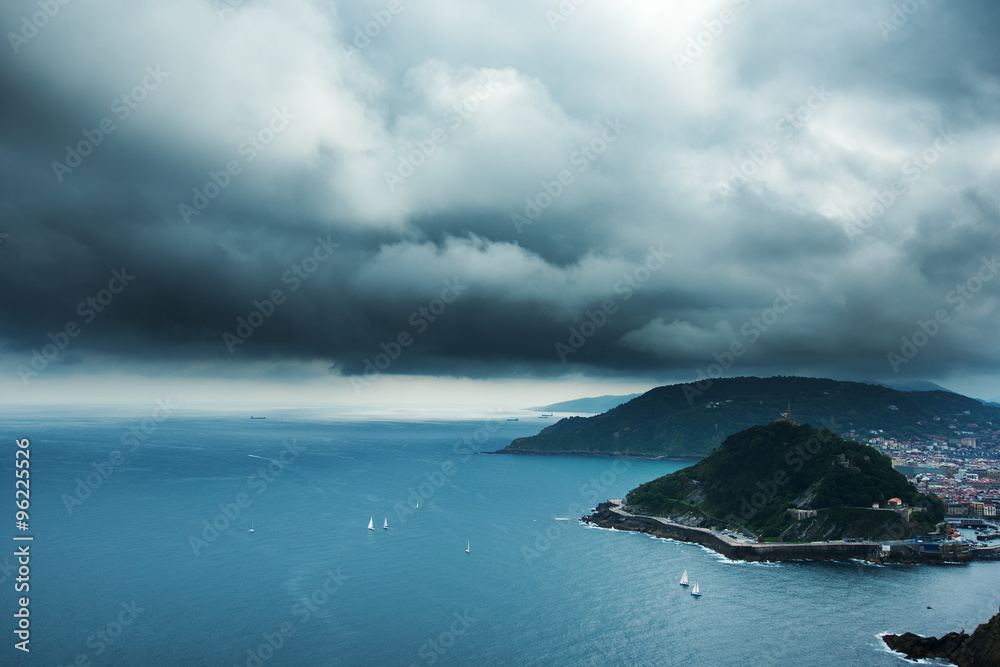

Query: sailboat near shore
[679,570,689,586]
[691,581,702,597]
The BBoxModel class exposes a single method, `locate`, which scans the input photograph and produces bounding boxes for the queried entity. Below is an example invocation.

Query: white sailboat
[383,518,388,530]
[690,581,702,597]
[465,541,470,553]
[249,519,254,533]
[679,570,689,586]
[368,517,374,530]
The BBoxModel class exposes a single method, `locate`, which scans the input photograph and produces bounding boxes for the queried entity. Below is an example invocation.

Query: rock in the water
[882,631,968,663]
[883,606,1000,666]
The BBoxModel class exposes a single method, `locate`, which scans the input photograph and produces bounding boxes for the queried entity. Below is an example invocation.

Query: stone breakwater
[583,501,884,563]
[584,501,1000,563]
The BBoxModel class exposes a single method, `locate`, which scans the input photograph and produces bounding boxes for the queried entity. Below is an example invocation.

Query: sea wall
[584,503,881,563]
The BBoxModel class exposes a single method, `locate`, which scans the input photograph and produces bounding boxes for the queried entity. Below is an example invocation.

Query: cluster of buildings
[846,412,1000,519]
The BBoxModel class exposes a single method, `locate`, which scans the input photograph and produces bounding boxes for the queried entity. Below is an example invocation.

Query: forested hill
[624,421,945,541]
[502,376,998,457]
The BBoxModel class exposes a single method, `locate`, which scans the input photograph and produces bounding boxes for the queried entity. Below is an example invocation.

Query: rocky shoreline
[583,501,881,563]
[583,501,999,564]
[882,608,1000,665]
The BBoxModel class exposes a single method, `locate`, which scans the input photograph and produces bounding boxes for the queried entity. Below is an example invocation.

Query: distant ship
[250,416,266,420]
[507,418,519,422]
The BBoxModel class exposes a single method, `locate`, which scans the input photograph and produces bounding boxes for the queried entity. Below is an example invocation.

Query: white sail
[368,517,374,530]
[249,519,254,533]
[465,541,470,553]
[383,518,388,530]
[691,582,701,596]
[679,570,689,586]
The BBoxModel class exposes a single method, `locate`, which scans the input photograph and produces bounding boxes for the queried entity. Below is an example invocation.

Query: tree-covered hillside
[625,421,945,540]
[503,376,998,457]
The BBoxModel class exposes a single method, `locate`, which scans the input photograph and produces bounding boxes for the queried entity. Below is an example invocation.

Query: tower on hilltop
[773,403,798,425]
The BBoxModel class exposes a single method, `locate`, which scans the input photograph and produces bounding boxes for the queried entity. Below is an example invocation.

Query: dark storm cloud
[1,0,998,394]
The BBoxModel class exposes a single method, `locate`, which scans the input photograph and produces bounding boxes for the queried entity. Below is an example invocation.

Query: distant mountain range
[875,379,955,393]
[502,376,1000,458]
[876,380,1000,407]
[529,394,642,414]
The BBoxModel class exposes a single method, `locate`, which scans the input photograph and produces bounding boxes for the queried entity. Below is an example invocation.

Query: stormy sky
[1,0,998,406]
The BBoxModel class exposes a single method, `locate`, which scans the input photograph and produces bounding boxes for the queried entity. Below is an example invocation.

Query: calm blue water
[1,407,998,666]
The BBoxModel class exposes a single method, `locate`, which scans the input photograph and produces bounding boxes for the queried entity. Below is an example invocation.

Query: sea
[1,405,998,666]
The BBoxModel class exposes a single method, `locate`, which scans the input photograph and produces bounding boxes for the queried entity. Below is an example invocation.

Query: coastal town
[845,409,1000,519]
[582,401,1000,564]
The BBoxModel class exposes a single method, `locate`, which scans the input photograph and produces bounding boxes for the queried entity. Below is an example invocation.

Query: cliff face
[963,612,1000,666]
[883,608,1000,665]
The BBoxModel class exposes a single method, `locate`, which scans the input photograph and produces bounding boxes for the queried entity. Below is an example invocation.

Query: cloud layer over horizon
[2,0,999,400]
